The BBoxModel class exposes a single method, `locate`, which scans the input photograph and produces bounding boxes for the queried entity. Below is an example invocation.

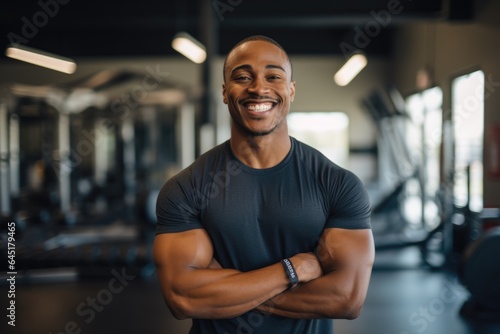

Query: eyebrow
[230,64,286,77]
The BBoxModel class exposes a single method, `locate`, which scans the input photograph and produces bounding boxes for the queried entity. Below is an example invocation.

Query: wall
[210,55,389,147]
[0,49,390,183]
[210,55,390,183]
[0,57,202,88]
[392,0,500,207]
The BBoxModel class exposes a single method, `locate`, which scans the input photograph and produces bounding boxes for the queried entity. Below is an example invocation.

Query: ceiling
[1,0,474,60]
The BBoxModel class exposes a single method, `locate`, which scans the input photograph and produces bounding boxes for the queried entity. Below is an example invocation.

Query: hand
[289,252,323,283]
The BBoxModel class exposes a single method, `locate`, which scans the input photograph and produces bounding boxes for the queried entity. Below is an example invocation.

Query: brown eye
[267,75,282,81]
[234,76,251,82]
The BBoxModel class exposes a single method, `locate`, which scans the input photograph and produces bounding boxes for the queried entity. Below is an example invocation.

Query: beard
[232,117,281,137]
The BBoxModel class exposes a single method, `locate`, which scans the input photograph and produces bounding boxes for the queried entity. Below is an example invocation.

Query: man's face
[222,40,296,137]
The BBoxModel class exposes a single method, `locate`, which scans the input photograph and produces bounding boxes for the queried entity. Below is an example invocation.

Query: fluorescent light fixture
[6,44,76,74]
[334,53,367,86]
[171,32,207,64]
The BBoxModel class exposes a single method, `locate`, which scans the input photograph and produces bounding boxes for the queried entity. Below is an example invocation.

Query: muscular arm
[153,229,322,320]
[256,228,375,319]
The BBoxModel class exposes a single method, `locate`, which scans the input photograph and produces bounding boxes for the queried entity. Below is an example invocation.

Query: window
[288,112,349,168]
[404,86,443,228]
[452,70,484,213]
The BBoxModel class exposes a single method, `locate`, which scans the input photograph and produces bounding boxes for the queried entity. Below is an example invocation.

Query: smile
[244,102,274,113]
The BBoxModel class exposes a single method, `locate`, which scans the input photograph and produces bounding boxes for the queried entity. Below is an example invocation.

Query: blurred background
[1,0,500,333]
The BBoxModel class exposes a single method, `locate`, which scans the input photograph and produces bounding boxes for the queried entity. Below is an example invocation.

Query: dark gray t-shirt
[156,137,371,334]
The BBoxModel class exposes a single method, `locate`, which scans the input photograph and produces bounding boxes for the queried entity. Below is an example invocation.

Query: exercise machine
[362,84,452,268]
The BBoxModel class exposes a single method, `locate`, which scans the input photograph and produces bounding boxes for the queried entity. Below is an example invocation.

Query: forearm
[166,262,289,319]
[256,228,374,320]
[154,230,323,320]
[257,270,367,319]
[159,253,321,320]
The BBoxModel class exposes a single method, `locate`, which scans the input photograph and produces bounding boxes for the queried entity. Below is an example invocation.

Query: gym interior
[1,0,500,333]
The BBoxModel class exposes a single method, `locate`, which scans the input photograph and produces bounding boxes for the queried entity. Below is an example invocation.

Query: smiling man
[153,35,375,334]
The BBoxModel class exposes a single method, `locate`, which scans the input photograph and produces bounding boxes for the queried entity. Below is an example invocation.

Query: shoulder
[157,141,229,202]
[189,141,229,171]
[291,137,352,180]
[291,137,369,203]
[293,138,340,167]
[155,142,230,233]
[171,141,229,181]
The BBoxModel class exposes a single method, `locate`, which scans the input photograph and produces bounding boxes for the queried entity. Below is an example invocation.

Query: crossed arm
[153,227,374,320]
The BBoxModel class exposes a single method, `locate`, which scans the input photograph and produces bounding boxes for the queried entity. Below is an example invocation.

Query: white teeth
[246,103,273,112]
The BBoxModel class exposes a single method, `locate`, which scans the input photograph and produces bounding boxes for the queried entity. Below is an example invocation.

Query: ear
[290,80,296,102]
[222,83,228,104]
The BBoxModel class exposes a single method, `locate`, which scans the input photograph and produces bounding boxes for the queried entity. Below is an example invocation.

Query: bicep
[316,228,374,274]
[153,229,288,319]
[257,228,375,319]
[153,229,214,285]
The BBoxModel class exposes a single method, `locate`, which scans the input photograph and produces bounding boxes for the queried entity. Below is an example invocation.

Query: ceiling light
[334,53,367,86]
[171,32,207,64]
[5,44,76,74]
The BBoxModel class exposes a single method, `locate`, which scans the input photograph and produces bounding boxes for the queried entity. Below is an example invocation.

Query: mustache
[240,95,279,103]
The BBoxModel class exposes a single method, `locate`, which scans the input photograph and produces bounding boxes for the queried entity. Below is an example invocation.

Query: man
[153,35,375,333]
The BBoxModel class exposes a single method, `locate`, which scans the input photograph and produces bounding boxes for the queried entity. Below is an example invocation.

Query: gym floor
[2,247,499,334]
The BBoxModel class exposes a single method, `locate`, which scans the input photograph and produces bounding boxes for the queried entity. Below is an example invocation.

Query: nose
[247,76,270,95]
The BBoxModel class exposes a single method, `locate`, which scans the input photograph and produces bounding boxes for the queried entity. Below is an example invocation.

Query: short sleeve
[155,172,204,234]
[325,171,372,230]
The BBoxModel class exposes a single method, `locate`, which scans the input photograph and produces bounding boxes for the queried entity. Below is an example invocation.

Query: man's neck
[229,129,291,169]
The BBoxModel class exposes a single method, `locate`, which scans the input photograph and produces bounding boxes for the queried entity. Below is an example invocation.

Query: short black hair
[223,35,293,82]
